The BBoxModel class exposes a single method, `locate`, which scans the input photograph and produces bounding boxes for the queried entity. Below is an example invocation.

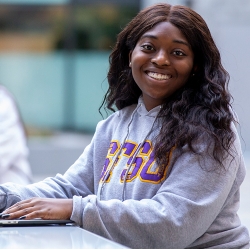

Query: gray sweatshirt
[0,97,249,248]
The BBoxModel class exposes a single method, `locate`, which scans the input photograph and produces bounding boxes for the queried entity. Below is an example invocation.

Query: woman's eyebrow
[140,34,158,40]
[140,34,190,48]
[173,39,190,48]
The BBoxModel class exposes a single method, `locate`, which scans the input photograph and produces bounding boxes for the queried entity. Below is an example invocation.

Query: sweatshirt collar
[137,96,161,117]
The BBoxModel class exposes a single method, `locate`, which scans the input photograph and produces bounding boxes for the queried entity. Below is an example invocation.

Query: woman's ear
[194,65,198,72]
[129,51,132,67]
[192,64,198,76]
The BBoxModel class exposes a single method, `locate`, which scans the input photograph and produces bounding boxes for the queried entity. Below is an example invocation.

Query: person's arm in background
[0,85,33,184]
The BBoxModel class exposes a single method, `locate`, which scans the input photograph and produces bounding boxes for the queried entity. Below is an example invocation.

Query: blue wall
[0,51,110,132]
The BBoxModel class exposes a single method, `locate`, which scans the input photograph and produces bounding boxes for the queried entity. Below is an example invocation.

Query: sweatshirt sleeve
[70,132,245,248]
[0,137,97,212]
[0,117,111,212]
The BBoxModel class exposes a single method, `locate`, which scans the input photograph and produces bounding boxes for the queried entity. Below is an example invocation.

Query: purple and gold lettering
[121,141,137,156]
[119,141,138,182]
[120,141,151,182]
[139,151,165,183]
[100,139,170,184]
[100,140,120,182]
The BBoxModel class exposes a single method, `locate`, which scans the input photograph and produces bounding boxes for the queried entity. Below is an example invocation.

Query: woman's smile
[146,71,172,81]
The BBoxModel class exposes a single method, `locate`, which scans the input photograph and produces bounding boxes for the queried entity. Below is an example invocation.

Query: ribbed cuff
[71,195,83,226]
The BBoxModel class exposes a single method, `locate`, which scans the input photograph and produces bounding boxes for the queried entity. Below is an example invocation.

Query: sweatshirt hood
[137,96,161,117]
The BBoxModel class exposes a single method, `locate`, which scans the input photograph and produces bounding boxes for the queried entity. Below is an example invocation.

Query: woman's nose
[151,51,170,66]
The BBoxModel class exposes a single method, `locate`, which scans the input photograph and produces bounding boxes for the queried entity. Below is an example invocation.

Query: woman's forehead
[139,21,190,46]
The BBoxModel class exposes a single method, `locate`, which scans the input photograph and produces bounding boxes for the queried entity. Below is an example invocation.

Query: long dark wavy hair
[101,3,236,169]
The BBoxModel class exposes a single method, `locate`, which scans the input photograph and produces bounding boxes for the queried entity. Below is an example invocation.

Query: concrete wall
[193,0,250,153]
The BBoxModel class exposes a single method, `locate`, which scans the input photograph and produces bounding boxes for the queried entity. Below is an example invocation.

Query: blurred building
[0,0,139,134]
[0,0,250,153]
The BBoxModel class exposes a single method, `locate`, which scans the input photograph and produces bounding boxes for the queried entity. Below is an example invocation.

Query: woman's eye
[141,44,154,51]
[173,50,185,56]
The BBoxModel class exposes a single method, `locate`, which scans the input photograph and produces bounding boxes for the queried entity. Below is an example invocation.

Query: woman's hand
[0,198,73,220]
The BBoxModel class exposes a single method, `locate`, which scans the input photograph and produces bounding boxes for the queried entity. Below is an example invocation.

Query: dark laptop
[0,218,74,227]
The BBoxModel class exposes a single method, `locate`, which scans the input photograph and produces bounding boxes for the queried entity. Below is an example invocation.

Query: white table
[0,225,127,249]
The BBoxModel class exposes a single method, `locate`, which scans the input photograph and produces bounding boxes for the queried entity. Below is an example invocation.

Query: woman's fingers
[4,200,25,213]
[0,198,73,220]
[1,200,34,219]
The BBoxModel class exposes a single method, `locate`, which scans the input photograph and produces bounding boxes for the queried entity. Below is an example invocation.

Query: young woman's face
[129,21,195,111]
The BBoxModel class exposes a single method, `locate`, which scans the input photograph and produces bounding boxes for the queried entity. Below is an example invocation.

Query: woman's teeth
[147,72,171,80]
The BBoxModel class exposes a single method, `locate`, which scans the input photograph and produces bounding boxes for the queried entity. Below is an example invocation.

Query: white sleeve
[0,87,32,184]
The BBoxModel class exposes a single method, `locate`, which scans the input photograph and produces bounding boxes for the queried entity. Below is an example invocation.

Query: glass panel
[0,2,139,132]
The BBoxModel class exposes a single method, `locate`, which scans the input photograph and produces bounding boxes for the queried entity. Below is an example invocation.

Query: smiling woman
[0,3,249,249]
[129,21,195,111]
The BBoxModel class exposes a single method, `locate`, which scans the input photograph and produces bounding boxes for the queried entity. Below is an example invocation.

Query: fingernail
[0,212,7,217]
[18,216,26,220]
[1,214,10,219]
